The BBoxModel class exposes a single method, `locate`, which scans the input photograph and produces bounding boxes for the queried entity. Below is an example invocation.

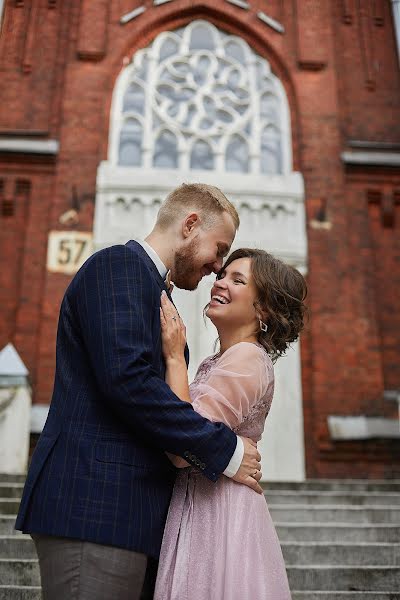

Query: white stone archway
[94,21,307,480]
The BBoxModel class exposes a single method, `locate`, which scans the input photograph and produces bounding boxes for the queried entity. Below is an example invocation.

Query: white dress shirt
[136,240,244,477]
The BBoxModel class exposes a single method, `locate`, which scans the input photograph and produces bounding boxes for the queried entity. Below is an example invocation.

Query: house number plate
[47,231,93,275]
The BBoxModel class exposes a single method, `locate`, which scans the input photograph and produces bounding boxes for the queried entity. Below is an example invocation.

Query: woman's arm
[165,358,191,403]
[160,292,191,467]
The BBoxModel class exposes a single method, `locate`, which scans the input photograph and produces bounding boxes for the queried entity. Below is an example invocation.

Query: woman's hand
[160,291,187,362]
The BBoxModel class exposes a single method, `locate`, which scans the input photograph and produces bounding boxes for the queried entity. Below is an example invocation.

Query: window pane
[122,83,145,115]
[224,41,246,64]
[118,119,142,166]
[159,37,179,60]
[190,140,214,170]
[189,25,215,50]
[226,136,249,172]
[261,127,282,174]
[261,93,279,123]
[153,130,178,168]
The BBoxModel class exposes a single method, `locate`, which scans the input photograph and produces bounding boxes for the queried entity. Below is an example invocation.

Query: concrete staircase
[0,475,399,599]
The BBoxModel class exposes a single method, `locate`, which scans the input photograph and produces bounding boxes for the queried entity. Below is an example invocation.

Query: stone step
[264,491,400,506]
[0,516,19,536]
[262,481,400,493]
[3,476,400,490]
[3,488,400,507]
[281,543,400,566]
[0,586,41,600]
[5,489,400,507]
[292,593,400,599]
[269,505,400,524]
[0,536,36,559]
[0,500,20,515]
[276,523,400,543]
[0,591,397,600]
[6,519,399,543]
[0,560,40,586]
[1,560,399,592]
[287,566,400,592]
[2,536,398,566]
[0,484,24,499]
[0,475,26,483]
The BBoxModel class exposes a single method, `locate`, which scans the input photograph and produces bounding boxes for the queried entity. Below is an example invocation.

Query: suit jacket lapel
[125,240,168,294]
[125,240,189,365]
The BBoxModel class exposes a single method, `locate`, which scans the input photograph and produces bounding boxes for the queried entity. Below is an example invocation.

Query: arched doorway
[94,20,307,480]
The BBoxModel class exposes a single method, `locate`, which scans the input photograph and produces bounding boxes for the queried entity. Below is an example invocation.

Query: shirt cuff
[222,436,244,478]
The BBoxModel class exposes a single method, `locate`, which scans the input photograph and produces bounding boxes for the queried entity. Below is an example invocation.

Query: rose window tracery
[113,21,290,175]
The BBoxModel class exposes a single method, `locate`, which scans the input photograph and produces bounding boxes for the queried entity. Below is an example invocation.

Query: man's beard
[173,238,201,290]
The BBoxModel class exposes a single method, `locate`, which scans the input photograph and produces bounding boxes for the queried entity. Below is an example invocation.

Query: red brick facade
[0,0,399,478]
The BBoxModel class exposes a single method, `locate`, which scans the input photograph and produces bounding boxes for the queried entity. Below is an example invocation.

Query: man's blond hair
[156,183,240,230]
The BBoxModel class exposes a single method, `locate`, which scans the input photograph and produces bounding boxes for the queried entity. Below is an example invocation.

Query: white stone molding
[120,6,146,25]
[328,415,400,440]
[341,151,400,166]
[30,404,50,434]
[0,138,59,155]
[0,344,28,382]
[257,11,285,34]
[225,0,250,9]
[392,0,400,65]
[0,344,31,474]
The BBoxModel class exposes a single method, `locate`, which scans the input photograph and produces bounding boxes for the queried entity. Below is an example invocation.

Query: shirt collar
[136,239,168,279]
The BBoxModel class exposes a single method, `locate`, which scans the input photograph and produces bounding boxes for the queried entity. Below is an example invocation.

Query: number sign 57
[47,231,93,275]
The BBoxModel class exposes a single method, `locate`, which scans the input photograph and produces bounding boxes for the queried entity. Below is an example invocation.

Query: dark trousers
[32,534,158,600]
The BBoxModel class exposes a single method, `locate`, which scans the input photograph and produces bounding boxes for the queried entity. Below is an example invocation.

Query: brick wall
[0,0,399,478]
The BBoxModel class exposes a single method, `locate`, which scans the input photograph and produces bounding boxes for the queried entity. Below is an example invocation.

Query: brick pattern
[0,0,399,478]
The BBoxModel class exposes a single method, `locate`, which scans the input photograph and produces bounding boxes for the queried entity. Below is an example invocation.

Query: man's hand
[232,437,263,494]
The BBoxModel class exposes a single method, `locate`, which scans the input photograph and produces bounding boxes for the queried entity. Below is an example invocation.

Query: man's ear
[182,212,200,238]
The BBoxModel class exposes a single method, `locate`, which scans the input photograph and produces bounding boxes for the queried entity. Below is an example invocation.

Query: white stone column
[0,344,31,474]
[392,1,400,65]
[259,341,306,481]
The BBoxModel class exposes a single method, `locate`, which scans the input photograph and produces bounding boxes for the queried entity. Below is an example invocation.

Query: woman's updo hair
[220,248,308,362]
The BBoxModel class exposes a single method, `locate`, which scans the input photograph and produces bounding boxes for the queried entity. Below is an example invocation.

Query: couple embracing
[16,183,306,599]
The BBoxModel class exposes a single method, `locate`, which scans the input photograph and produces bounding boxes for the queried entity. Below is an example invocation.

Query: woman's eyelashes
[216,273,245,285]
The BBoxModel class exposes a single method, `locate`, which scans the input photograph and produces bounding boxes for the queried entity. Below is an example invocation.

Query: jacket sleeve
[69,244,237,481]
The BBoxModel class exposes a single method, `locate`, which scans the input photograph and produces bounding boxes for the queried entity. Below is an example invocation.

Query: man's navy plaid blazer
[16,241,237,558]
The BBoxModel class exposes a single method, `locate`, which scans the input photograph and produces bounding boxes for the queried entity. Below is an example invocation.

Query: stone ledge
[328,416,400,440]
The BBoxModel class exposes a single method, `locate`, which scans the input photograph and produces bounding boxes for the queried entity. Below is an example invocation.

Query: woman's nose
[214,277,226,290]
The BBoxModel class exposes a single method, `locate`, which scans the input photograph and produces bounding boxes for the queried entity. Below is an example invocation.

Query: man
[16,183,262,599]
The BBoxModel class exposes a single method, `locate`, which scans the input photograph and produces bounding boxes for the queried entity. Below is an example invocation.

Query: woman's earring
[259,320,268,333]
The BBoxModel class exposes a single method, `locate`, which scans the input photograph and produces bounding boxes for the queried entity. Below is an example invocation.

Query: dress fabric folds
[154,342,292,600]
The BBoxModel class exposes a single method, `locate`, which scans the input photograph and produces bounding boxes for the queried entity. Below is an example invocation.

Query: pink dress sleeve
[190,342,270,429]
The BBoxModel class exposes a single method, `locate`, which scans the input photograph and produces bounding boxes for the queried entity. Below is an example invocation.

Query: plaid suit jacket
[16,241,237,557]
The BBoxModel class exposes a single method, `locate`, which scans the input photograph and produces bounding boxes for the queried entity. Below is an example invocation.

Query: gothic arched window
[110,20,291,175]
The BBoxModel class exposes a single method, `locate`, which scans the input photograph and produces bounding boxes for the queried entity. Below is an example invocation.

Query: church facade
[0,0,399,479]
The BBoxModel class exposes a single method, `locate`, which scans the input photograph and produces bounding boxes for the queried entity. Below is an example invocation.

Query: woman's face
[206,257,259,331]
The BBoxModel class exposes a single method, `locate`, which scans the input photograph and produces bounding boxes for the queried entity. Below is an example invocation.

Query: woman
[154,248,307,600]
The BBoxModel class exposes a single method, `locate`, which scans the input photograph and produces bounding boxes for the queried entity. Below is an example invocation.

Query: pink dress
[154,342,292,600]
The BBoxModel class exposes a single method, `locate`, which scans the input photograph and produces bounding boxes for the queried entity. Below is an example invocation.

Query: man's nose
[212,256,224,273]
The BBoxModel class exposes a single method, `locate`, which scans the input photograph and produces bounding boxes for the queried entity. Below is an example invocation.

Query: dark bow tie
[164,270,174,293]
